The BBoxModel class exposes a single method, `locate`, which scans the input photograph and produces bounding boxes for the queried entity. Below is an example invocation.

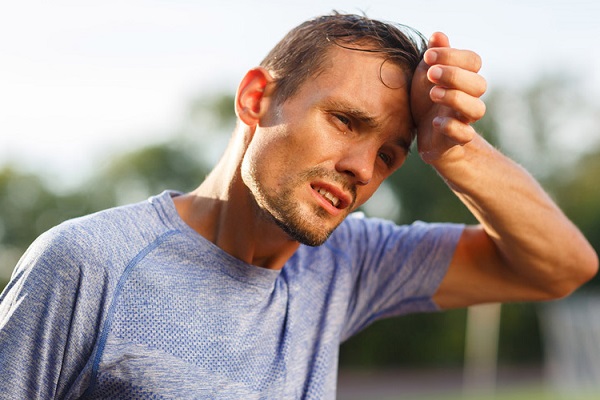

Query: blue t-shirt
[0,191,462,399]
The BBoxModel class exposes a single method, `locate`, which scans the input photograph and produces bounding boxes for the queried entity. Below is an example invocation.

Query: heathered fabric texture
[0,191,463,399]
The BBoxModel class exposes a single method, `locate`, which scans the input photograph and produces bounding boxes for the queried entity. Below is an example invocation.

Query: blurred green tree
[0,167,96,286]
[554,149,600,267]
[1,76,598,370]
[84,142,211,209]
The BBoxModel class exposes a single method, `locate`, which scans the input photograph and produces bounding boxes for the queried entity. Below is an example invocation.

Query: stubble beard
[249,167,355,247]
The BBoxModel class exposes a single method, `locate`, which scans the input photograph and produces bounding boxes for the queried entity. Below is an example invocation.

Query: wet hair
[260,12,427,105]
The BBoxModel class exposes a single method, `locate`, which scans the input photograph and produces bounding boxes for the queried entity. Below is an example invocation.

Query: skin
[174,32,598,310]
[240,47,413,247]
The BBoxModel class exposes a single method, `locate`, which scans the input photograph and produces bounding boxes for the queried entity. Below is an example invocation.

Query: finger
[428,32,450,49]
[430,87,486,122]
[424,48,482,73]
[427,65,487,97]
[432,116,477,145]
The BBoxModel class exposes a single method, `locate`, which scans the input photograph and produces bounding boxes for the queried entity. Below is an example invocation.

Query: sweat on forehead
[327,43,411,89]
[314,44,410,92]
[260,12,426,104]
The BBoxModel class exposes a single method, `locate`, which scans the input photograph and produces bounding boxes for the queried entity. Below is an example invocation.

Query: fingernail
[429,66,443,81]
[425,49,438,64]
[433,116,444,127]
[428,35,437,48]
[431,86,446,100]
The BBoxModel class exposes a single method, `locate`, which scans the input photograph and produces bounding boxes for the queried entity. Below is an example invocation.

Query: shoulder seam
[82,229,180,396]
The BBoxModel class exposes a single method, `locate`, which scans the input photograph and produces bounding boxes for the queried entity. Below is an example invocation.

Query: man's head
[260,12,427,107]
[236,13,427,246]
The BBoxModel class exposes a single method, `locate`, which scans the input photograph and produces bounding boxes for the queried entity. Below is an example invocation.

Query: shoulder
[316,216,464,282]
[326,214,463,253]
[30,201,139,256]
[0,192,186,397]
[12,192,179,285]
[54,194,168,246]
[289,215,462,279]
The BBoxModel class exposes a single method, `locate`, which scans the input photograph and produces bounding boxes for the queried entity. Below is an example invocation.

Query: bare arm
[411,33,598,309]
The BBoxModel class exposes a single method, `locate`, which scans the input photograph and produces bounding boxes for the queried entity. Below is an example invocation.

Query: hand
[411,33,487,165]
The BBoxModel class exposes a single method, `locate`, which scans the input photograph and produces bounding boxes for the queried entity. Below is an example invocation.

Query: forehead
[318,45,410,88]
[289,46,414,136]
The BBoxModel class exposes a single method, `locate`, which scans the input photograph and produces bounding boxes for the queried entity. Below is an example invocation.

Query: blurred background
[2,1,600,399]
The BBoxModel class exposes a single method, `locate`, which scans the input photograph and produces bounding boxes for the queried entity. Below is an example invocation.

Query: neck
[173,127,300,270]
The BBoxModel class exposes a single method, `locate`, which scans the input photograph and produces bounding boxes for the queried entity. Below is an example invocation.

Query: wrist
[424,135,495,192]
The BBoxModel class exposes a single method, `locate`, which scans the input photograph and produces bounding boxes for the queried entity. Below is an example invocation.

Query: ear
[235,67,275,127]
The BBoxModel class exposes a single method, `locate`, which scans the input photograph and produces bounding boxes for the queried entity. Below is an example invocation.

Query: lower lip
[309,186,343,216]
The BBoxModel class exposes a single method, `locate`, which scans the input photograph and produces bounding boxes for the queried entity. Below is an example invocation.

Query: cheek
[241,132,276,189]
[261,122,323,167]
[241,127,297,190]
[240,144,260,192]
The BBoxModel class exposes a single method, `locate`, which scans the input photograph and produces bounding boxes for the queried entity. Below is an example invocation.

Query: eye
[378,151,394,167]
[335,114,350,126]
[332,113,352,130]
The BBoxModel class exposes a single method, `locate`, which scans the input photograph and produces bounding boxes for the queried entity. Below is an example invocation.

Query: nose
[335,145,375,186]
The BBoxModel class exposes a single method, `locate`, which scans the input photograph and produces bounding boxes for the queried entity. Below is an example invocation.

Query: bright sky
[1,0,599,188]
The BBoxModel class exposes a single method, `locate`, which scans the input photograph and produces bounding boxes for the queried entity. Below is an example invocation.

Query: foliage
[83,141,211,209]
[340,309,467,368]
[0,168,97,284]
[497,303,543,363]
[552,150,600,287]
[1,76,599,369]
[0,168,86,248]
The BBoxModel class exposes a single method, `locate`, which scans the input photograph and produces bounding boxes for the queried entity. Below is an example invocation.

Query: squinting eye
[334,114,351,127]
[378,152,393,166]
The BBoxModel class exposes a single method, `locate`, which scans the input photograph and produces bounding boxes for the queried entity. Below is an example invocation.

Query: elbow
[545,244,599,300]
[577,243,599,287]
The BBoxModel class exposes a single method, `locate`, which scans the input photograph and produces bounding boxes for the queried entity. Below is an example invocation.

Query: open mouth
[311,184,343,209]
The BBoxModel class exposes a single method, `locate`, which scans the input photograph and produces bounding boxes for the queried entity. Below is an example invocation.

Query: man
[0,12,597,399]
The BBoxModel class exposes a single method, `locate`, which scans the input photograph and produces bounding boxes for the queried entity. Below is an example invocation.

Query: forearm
[410,32,597,305]
[435,135,598,298]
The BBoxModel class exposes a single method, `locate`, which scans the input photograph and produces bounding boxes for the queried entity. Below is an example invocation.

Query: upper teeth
[317,188,340,207]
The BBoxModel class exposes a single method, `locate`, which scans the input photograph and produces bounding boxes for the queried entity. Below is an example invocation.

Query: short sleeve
[337,217,463,340]
[0,228,107,399]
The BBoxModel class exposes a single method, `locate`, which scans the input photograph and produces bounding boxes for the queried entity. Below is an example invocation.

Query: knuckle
[445,120,474,144]
[443,88,459,105]
[437,48,455,65]
[477,100,487,119]
[477,76,488,97]
[444,66,458,85]
[470,52,483,72]
[468,99,486,121]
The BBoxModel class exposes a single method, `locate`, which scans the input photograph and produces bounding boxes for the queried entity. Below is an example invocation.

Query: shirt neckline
[148,190,282,289]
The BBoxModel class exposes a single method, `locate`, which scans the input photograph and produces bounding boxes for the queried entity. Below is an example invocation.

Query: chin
[259,186,346,246]
[273,215,339,247]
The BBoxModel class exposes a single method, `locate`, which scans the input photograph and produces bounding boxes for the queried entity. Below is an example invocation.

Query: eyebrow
[394,136,413,154]
[321,98,380,129]
[321,98,413,152]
